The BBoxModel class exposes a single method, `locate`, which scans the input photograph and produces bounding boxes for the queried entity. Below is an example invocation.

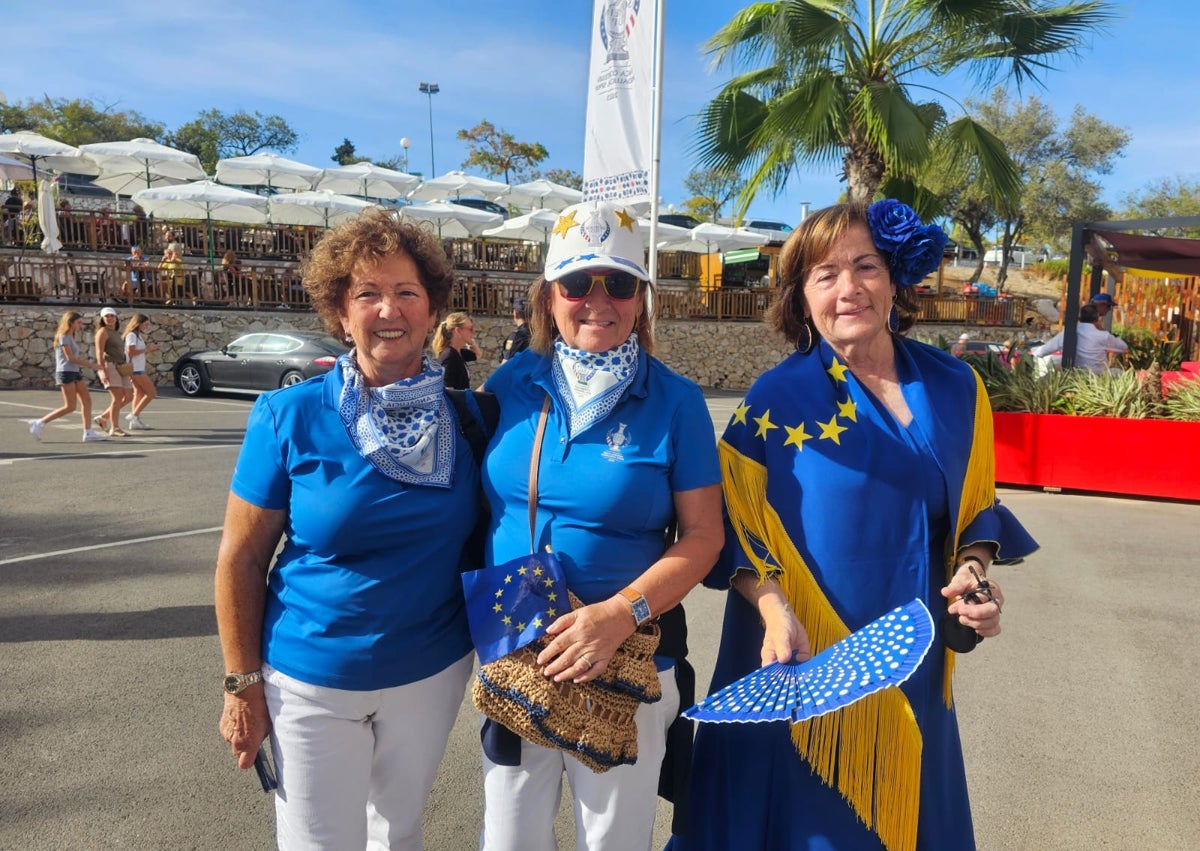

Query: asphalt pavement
[1,385,1196,850]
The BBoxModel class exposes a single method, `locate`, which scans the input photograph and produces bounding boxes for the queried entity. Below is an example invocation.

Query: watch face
[223,675,239,693]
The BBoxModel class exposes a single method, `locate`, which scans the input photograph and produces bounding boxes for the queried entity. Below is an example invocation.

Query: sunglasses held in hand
[556,270,643,301]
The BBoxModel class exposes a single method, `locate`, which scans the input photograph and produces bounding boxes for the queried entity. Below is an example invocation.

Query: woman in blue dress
[670,201,1037,851]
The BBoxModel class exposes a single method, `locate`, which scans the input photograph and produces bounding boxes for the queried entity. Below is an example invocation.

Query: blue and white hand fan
[684,598,934,724]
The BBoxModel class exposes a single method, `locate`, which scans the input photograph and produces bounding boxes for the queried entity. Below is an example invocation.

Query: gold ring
[579,656,592,669]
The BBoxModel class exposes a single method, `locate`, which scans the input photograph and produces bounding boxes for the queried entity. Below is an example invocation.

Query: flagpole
[647,0,665,283]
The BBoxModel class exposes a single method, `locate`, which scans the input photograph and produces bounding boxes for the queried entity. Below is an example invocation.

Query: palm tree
[697,0,1116,216]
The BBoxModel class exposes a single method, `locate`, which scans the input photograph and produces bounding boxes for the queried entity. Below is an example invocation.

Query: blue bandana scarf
[551,335,639,439]
[337,352,455,487]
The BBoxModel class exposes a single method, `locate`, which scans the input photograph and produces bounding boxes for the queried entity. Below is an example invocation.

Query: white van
[983,245,1031,267]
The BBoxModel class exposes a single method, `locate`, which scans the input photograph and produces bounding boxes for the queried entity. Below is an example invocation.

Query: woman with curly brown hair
[216,207,482,849]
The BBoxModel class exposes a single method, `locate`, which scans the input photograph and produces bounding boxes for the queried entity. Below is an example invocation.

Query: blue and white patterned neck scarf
[551,335,640,439]
[337,352,455,487]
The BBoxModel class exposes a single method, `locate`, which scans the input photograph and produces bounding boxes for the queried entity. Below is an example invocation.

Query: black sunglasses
[556,270,643,301]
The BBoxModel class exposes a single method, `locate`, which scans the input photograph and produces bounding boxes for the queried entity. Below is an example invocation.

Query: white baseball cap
[543,201,649,282]
[99,307,119,319]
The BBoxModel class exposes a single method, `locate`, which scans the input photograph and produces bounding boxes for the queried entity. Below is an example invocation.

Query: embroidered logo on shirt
[602,422,631,462]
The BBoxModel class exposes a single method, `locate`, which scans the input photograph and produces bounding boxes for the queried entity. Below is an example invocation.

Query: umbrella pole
[206,212,216,301]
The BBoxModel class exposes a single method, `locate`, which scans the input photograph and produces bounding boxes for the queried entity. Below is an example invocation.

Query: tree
[457,121,548,184]
[696,1,1115,216]
[0,96,164,145]
[1120,178,1200,238]
[332,138,362,165]
[681,168,746,222]
[953,88,1127,286]
[167,109,299,172]
[536,168,583,190]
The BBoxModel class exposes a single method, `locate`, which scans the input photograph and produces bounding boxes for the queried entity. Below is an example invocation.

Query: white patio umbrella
[659,222,769,254]
[36,178,61,254]
[134,180,270,276]
[0,154,35,182]
[268,190,375,228]
[316,162,420,200]
[215,152,322,192]
[481,208,560,245]
[637,217,692,246]
[0,131,97,184]
[79,138,206,196]
[400,201,502,238]
[408,170,509,203]
[505,179,582,212]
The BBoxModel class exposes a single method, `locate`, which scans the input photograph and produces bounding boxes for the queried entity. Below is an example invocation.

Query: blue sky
[4,1,1196,226]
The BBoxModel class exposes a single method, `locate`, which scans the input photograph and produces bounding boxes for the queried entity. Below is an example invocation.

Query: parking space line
[0,443,241,465]
[0,527,224,565]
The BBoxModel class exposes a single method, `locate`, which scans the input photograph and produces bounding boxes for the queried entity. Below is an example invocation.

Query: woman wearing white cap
[476,201,724,850]
[93,306,132,436]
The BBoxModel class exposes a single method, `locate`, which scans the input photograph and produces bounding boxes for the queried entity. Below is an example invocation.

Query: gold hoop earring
[796,321,815,354]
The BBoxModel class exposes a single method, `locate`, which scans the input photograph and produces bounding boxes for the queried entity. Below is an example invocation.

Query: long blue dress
[670,337,1037,851]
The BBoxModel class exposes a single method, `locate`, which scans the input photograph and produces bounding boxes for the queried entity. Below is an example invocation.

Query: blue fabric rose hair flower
[867,199,949,288]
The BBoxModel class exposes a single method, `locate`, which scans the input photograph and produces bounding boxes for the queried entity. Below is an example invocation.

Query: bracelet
[957,555,987,577]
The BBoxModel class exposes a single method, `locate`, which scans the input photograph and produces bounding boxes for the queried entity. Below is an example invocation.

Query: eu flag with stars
[461,551,568,665]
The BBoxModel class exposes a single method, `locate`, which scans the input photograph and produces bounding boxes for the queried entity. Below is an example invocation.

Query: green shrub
[1163,378,1200,421]
[1118,327,1184,370]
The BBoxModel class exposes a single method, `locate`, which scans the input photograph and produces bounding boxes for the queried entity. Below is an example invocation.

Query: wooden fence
[1115,273,1200,362]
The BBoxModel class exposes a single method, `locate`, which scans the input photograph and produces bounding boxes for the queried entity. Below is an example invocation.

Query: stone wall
[0,304,1005,391]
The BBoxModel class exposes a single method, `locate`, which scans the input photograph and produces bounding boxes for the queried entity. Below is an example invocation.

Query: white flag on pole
[582,0,656,206]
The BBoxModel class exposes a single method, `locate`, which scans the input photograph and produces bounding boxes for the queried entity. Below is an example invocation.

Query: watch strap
[223,670,263,694]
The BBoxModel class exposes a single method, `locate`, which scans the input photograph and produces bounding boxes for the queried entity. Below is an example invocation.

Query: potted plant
[969,355,1200,500]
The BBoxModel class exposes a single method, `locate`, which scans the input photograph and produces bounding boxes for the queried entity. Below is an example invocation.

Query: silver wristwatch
[222,670,263,695]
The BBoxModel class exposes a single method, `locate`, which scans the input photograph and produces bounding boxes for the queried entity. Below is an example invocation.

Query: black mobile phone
[253,745,278,793]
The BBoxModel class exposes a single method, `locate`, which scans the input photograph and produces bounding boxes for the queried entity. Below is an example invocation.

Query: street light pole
[399,137,410,174]
[418,82,439,177]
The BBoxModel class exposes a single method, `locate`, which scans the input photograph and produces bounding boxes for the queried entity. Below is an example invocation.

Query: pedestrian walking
[29,310,108,443]
[123,313,159,430]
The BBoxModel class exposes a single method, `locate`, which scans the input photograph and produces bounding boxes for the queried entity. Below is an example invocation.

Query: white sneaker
[129,416,152,430]
[82,429,109,442]
[29,420,44,441]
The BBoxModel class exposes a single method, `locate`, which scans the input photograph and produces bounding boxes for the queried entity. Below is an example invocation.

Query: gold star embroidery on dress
[731,402,750,425]
[501,615,512,626]
[531,616,542,629]
[532,566,544,577]
[503,574,513,584]
[544,577,555,588]
[753,410,778,439]
[492,603,503,613]
[827,358,849,383]
[516,621,526,631]
[548,591,557,602]
[783,422,812,451]
[818,415,848,444]
[837,397,858,422]
[517,566,527,576]
[615,208,636,230]
[494,588,504,598]
[553,210,578,238]
[547,608,557,617]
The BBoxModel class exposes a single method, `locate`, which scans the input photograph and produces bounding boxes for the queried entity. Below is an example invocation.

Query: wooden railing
[2,246,1033,327]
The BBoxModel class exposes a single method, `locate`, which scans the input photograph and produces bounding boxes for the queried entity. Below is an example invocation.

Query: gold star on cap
[553,210,579,238]
[615,207,636,230]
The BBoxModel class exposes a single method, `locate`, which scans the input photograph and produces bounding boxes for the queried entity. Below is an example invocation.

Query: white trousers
[264,654,473,851]
[480,668,680,851]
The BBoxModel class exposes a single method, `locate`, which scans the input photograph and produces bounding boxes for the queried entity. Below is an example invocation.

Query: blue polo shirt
[231,368,477,691]
[482,347,720,604]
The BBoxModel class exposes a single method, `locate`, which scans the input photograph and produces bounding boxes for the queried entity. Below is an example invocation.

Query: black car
[173,332,347,396]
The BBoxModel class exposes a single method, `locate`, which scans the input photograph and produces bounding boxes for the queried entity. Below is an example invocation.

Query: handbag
[464,394,661,773]
[116,362,134,377]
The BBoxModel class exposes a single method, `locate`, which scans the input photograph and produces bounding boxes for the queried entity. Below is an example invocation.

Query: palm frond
[942,117,1020,204]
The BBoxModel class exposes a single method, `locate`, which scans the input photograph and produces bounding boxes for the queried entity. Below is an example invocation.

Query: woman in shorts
[94,306,132,436]
[29,310,107,443]
[123,313,159,430]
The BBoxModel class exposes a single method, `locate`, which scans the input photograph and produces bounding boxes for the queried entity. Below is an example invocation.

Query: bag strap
[446,389,499,466]
[528,394,551,551]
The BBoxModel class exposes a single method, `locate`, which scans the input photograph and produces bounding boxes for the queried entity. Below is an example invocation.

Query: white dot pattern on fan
[684,599,934,724]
